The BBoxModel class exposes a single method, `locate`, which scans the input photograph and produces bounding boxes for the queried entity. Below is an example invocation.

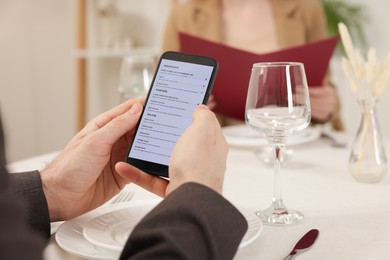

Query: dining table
[7,127,390,260]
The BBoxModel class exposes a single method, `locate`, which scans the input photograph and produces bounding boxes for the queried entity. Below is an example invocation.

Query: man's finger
[90,102,142,146]
[115,162,169,197]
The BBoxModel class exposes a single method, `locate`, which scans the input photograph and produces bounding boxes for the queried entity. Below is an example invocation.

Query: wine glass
[118,54,155,102]
[245,62,311,225]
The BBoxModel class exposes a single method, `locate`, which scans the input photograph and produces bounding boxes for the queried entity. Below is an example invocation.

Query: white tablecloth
[9,135,390,260]
[225,138,390,260]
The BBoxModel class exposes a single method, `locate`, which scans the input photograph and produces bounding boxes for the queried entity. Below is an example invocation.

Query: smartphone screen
[126,51,218,177]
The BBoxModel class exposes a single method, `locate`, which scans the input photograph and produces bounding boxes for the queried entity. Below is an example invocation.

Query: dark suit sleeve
[120,182,248,260]
[8,171,51,238]
[0,166,46,259]
[0,112,6,167]
[0,113,47,259]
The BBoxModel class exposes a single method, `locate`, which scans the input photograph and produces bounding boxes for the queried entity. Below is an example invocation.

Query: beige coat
[162,0,343,130]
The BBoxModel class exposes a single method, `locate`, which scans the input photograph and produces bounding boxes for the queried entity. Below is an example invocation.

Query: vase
[348,98,388,183]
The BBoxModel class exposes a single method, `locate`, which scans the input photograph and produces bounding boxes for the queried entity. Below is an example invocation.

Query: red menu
[179,33,339,120]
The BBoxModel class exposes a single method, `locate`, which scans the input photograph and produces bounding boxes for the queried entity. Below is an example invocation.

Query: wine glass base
[255,207,304,225]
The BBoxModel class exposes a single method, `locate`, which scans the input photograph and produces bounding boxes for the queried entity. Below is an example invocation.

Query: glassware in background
[118,55,155,101]
[338,23,389,184]
[245,62,311,225]
[348,98,388,183]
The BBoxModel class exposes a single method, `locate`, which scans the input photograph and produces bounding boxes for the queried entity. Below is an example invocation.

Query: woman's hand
[309,84,337,122]
[207,94,217,110]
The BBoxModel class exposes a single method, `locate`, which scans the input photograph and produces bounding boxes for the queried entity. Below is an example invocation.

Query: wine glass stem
[272,146,286,210]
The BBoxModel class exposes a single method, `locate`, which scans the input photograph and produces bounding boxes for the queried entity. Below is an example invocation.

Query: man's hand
[116,105,228,197]
[41,99,143,221]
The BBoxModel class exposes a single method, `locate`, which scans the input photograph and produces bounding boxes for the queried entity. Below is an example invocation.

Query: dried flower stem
[338,22,390,99]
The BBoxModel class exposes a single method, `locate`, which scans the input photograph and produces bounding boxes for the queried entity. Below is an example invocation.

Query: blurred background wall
[0,0,171,162]
[1,0,390,162]
[0,0,75,162]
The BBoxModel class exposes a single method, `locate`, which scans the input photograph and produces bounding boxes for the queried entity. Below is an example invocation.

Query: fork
[320,131,348,148]
[109,190,135,204]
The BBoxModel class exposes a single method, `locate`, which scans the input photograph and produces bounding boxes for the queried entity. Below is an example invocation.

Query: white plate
[56,199,262,259]
[55,199,161,260]
[83,205,262,253]
[82,202,156,252]
[222,125,320,148]
[238,209,263,249]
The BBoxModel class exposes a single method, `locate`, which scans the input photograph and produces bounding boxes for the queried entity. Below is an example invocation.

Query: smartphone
[125,51,218,178]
